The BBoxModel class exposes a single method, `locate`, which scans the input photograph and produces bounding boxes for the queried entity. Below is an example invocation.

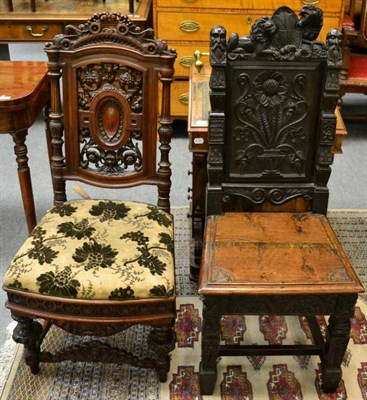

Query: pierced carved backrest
[207,6,342,216]
[45,13,177,212]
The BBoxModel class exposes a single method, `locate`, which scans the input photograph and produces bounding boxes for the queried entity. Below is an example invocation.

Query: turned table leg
[11,129,37,233]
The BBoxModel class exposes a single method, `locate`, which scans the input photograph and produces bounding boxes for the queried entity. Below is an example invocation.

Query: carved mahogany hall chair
[198,6,364,395]
[3,13,177,382]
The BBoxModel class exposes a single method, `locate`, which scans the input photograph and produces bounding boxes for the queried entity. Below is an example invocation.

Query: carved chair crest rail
[3,12,178,382]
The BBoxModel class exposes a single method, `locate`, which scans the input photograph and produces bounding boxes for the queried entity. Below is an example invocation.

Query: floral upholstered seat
[4,200,175,301]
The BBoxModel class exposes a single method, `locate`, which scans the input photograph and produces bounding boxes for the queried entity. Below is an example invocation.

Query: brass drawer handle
[179,93,189,105]
[180,20,200,33]
[180,56,195,68]
[25,25,48,37]
[301,0,320,4]
[246,16,252,24]
[194,49,209,73]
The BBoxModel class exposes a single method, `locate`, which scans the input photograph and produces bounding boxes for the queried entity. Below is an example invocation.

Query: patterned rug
[0,208,366,400]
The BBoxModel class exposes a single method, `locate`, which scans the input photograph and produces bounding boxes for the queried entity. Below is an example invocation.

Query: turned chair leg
[11,313,43,374]
[199,302,221,395]
[321,314,351,392]
[148,324,176,382]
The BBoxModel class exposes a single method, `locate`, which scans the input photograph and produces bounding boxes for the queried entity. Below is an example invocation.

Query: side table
[0,61,50,233]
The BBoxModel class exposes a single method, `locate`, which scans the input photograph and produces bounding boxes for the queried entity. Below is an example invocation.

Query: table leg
[11,129,37,233]
[0,45,10,61]
[189,151,207,281]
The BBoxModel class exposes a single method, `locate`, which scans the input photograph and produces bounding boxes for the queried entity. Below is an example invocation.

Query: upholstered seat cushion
[4,200,175,301]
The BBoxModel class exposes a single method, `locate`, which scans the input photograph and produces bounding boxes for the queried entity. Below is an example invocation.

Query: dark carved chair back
[45,13,176,212]
[207,6,342,216]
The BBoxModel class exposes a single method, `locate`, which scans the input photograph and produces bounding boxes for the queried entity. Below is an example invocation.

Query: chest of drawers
[153,0,346,118]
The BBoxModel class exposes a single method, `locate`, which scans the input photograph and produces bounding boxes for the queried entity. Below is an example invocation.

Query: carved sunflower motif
[57,219,96,240]
[73,241,118,270]
[89,200,131,222]
[254,71,288,107]
[109,285,135,300]
[37,266,81,298]
[49,203,78,217]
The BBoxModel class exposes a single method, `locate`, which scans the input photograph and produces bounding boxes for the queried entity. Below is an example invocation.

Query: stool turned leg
[7,0,13,11]
[129,0,134,13]
[199,299,221,395]
[30,0,36,11]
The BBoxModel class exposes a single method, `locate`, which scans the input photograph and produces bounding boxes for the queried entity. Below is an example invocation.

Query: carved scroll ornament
[45,12,176,56]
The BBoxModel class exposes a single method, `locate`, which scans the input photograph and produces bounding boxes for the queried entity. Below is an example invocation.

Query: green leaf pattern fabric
[4,200,175,301]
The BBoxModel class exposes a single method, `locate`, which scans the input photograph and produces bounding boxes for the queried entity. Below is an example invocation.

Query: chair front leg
[321,296,356,393]
[11,313,43,374]
[148,324,176,382]
[199,298,221,395]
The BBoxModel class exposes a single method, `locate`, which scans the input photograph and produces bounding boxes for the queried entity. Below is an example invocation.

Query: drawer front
[174,43,210,77]
[157,11,259,41]
[0,22,63,41]
[158,12,340,43]
[156,0,343,14]
[159,80,189,117]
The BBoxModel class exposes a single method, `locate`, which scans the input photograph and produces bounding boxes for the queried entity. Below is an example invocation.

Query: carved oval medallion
[89,90,131,151]
[101,101,120,139]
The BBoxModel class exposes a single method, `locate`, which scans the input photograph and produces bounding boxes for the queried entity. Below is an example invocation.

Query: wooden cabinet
[153,0,346,118]
[0,0,152,42]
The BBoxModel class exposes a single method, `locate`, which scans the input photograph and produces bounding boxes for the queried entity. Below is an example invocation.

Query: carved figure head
[297,5,324,41]
[210,26,226,47]
[210,26,227,64]
[326,29,343,47]
[249,17,277,53]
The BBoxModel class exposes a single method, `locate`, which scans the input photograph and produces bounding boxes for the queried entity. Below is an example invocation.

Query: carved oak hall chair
[198,6,364,395]
[3,13,177,382]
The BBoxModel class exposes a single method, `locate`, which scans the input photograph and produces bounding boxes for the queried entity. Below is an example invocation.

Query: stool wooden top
[199,213,364,296]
